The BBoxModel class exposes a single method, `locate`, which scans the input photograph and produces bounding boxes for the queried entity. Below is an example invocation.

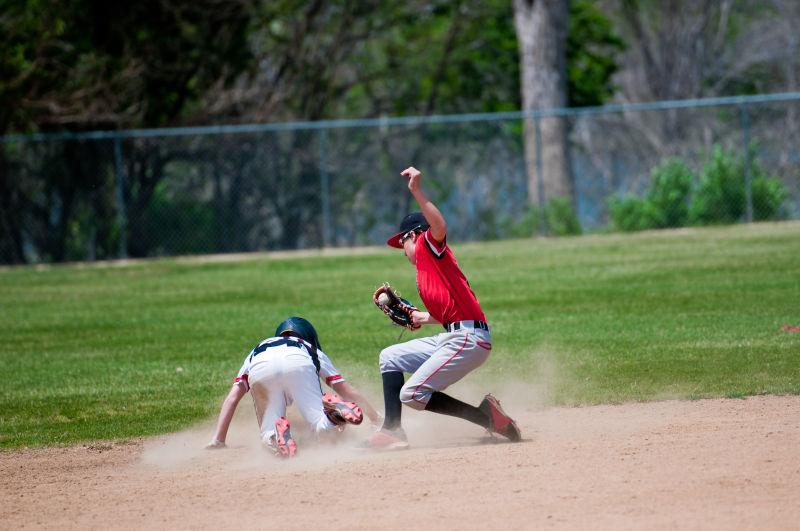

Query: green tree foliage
[0,0,253,133]
[1,1,624,263]
[355,0,624,117]
[0,0,50,133]
[186,1,513,121]
[1,0,624,127]
[380,0,522,115]
[0,0,254,263]
[567,0,626,107]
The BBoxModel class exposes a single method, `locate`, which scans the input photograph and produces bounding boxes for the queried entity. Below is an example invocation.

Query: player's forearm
[211,398,237,443]
[411,188,447,241]
[352,391,381,423]
[211,386,244,443]
[412,310,439,327]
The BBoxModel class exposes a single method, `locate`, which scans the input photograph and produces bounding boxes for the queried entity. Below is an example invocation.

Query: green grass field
[1,222,799,448]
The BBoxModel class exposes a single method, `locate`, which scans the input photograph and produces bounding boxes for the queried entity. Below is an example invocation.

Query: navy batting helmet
[275,317,322,350]
[386,212,430,248]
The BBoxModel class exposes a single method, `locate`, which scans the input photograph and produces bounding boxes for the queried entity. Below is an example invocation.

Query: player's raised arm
[401,166,447,243]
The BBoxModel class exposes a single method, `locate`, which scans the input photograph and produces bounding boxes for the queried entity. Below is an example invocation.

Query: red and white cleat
[479,394,522,442]
[268,416,298,458]
[358,428,410,451]
[322,393,364,426]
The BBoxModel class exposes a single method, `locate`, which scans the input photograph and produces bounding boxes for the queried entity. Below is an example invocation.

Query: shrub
[545,197,582,236]
[501,199,581,237]
[646,158,693,228]
[608,158,693,232]
[689,146,745,225]
[689,145,788,225]
[609,148,787,232]
[502,205,540,238]
[607,194,652,232]
[751,165,788,221]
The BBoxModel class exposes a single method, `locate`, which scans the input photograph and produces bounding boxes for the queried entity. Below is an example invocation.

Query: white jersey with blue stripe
[234,336,344,390]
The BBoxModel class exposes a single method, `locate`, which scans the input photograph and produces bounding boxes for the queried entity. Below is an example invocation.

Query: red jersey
[414,228,486,325]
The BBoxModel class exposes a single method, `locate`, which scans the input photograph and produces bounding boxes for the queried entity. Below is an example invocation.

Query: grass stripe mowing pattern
[1,222,798,448]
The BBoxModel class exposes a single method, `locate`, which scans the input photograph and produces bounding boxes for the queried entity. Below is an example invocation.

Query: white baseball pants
[247,351,337,442]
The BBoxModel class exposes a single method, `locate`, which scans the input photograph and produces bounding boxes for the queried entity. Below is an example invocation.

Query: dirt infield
[3,395,799,530]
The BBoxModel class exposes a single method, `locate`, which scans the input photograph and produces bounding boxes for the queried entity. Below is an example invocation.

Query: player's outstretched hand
[401,166,422,193]
[205,439,226,450]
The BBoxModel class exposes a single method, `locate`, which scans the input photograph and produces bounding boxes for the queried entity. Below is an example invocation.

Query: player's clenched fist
[401,166,422,192]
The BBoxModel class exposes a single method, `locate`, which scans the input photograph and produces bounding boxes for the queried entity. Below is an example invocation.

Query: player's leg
[424,391,521,442]
[285,362,340,434]
[400,329,521,441]
[378,336,438,430]
[248,358,298,455]
[399,331,491,424]
[249,378,288,442]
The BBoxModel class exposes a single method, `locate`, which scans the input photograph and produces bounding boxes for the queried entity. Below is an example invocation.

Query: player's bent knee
[399,385,427,410]
[379,347,402,373]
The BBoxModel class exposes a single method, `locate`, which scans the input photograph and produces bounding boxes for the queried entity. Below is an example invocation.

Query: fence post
[740,103,754,223]
[534,115,547,235]
[113,136,128,258]
[318,128,332,247]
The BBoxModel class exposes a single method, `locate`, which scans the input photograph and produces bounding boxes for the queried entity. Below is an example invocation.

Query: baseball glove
[373,282,420,330]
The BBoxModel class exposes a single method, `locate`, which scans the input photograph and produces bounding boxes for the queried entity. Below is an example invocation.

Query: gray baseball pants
[379,328,492,409]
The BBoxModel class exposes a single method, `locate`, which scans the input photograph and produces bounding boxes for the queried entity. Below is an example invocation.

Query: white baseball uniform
[234,335,345,442]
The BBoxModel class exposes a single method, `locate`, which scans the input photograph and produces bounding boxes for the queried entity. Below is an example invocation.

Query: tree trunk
[513,0,572,208]
[0,149,26,264]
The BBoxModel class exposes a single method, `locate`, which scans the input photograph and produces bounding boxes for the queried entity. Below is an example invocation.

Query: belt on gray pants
[444,320,489,332]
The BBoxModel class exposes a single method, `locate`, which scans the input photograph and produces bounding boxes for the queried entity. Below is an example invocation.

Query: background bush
[545,197,583,236]
[608,158,693,232]
[610,146,787,232]
[500,198,583,237]
[689,145,787,225]
[645,158,694,228]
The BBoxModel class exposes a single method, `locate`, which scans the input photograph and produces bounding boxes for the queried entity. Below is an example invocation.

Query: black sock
[381,371,404,431]
[425,391,490,428]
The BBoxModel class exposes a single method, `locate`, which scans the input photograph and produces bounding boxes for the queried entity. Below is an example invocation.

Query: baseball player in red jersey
[365,166,521,449]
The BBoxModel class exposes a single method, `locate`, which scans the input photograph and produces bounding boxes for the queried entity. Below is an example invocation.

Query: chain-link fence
[2,93,799,264]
